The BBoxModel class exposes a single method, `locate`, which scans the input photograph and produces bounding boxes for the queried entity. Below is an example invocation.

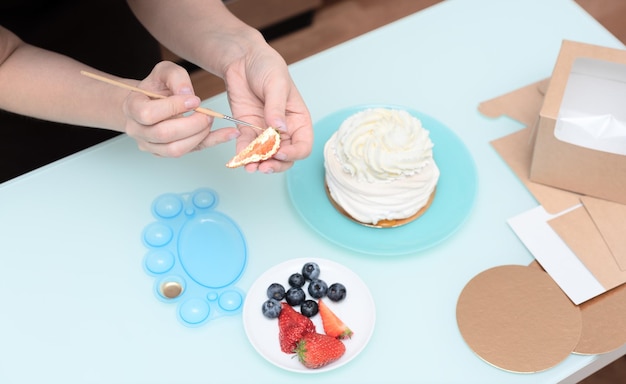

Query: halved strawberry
[295,332,346,369]
[318,298,353,339]
[278,302,316,353]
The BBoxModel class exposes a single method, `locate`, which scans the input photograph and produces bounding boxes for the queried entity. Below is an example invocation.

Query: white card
[507,205,605,304]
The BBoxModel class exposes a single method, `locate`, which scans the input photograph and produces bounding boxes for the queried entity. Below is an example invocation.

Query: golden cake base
[325,183,436,228]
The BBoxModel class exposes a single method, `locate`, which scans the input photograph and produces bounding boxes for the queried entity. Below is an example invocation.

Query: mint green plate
[286,105,477,256]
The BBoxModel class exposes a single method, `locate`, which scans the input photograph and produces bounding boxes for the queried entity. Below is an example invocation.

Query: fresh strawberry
[278,302,316,353]
[318,298,353,339]
[295,332,346,369]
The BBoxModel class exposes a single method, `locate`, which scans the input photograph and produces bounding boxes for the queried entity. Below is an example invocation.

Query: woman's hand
[222,36,313,174]
[122,61,241,157]
[126,0,314,170]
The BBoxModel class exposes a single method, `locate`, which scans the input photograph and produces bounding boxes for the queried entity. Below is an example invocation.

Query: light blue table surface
[2,1,625,383]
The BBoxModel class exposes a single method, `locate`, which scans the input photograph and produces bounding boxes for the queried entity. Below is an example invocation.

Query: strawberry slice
[318,298,353,339]
[295,332,346,369]
[278,302,316,353]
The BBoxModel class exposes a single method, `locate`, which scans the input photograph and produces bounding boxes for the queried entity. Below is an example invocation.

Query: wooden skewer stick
[80,70,263,130]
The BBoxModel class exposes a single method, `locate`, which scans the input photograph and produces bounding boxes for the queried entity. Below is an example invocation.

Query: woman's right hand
[122,61,241,157]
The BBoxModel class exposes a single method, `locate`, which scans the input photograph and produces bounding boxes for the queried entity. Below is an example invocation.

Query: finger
[126,61,201,125]
[138,126,238,158]
[243,162,260,173]
[126,92,201,126]
[133,114,210,157]
[126,110,210,145]
[242,156,294,174]
[146,61,197,97]
[261,76,291,132]
[133,120,240,158]
[195,126,240,150]
[274,129,313,163]
[257,158,295,173]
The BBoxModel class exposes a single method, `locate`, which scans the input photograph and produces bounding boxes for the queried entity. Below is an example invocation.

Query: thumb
[262,77,290,132]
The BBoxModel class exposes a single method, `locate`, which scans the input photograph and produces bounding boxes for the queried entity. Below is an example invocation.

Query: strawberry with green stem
[295,332,346,369]
[278,302,316,353]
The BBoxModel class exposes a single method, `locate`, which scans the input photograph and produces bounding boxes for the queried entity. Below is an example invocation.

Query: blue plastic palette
[141,188,247,327]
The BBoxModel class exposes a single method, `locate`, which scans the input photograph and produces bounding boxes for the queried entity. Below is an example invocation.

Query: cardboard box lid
[541,40,626,120]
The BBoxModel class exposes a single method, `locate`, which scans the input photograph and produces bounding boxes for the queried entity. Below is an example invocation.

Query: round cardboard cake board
[574,282,626,355]
[529,260,626,355]
[456,265,582,373]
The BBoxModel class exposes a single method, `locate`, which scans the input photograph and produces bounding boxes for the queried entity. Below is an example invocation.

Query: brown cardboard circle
[527,260,544,271]
[574,282,626,355]
[526,259,626,355]
[456,265,582,373]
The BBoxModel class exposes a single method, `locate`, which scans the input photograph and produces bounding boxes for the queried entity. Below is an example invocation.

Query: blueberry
[327,282,347,302]
[300,299,319,317]
[285,287,306,306]
[288,273,305,288]
[266,282,285,301]
[302,262,321,281]
[261,298,282,319]
[307,278,328,299]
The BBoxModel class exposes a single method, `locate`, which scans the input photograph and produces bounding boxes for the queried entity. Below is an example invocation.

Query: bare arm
[0,25,239,157]
[126,0,259,77]
[0,1,312,170]
[127,0,314,173]
[0,25,131,130]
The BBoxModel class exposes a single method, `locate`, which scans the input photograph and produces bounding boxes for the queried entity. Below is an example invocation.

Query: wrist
[206,26,266,78]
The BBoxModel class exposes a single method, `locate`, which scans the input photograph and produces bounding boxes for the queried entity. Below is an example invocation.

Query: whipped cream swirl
[324,108,440,225]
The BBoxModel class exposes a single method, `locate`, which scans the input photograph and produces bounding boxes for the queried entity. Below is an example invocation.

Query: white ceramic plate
[242,258,376,373]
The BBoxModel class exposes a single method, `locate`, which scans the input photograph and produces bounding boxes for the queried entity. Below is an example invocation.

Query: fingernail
[273,119,287,132]
[179,87,194,95]
[274,152,287,161]
[227,131,241,141]
[184,96,200,109]
[263,168,274,174]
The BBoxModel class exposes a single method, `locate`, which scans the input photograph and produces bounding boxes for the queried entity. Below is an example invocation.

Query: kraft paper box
[478,53,626,303]
[529,40,626,205]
